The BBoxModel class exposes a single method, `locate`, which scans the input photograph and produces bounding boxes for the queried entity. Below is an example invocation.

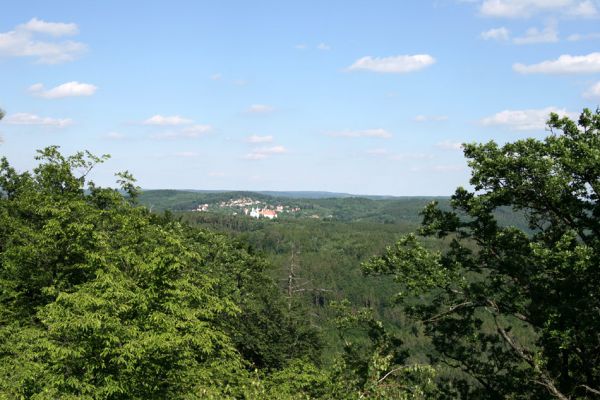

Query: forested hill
[139,189,450,224]
[138,189,527,229]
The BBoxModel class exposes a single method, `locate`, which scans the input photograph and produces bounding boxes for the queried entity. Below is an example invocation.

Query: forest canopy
[1,108,599,399]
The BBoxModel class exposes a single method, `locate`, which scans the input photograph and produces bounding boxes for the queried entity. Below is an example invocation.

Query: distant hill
[140,189,416,200]
[138,189,451,224]
[138,189,528,229]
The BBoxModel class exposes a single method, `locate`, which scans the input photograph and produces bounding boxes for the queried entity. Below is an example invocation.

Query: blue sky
[1,0,599,195]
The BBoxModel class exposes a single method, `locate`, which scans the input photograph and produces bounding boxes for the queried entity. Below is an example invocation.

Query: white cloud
[210,73,222,80]
[143,115,193,125]
[317,43,331,51]
[414,115,449,122]
[583,81,600,98]
[568,0,599,16]
[567,32,600,41]
[4,112,73,127]
[246,104,274,114]
[257,145,287,154]
[347,54,435,74]
[28,83,44,92]
[105,131,125,140]
[295,44,307,50]
[481,23,560,44]
[481,27,511,40]
[244,145,287,160]
[182,124,212,136]
[481,107,576,130]
[246,134,273,143]
[513,21,559,44]
[329,128,393,139]
[19,18,78,36]
[29,81,97,98]
[479,0,597,18]
[0,19,86,64]
[436,140,463,150]
[244,153,267,160]
[514,52,600,74]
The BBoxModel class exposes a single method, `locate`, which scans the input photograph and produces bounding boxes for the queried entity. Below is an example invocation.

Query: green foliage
[364,108,600,399]
[324,300,440,399]
[0,147,320,398]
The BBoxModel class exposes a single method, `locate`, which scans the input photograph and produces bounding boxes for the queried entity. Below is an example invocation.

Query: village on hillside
[193,197,302,219]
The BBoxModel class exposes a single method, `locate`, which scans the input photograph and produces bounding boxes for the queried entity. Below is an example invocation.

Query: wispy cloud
[4,112,73,127]
[482,22,559,44]
[29,81,97,98]
[513,21,559,44]
[317,43,331,51]
[567,32,600,41]
[143,115,193,125]
[151,125,212,139]
[182,125,212,136]
[481,27,511,40]
[514,52,600,74]
[244,145,287,160]
[435,140,463,150]
[328,129,393,139]
[0,18,86,64]
[246,134,273,143]
[568,0,599,17]
[104,131,125,140]
[479,0,598,18]
[347,54,435,73]
[246,104,274,114]
[583,81,600,99]
[20,18,78,36]
[414,115,448,122]
[481,107,576,130]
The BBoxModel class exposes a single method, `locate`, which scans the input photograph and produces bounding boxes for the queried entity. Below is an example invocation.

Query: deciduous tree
[364,108,600,399]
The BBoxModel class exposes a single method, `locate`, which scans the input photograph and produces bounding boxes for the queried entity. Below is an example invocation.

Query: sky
[1,0,599,196]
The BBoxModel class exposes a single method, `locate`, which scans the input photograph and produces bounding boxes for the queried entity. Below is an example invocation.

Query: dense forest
[1,109,599,398]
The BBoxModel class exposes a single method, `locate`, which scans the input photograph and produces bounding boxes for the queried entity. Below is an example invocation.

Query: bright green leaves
[363,234,451,299]
[0,146,326,398]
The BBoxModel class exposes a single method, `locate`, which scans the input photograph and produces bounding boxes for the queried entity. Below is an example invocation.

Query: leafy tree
[0,147,320,398]
[363,108,600,399]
